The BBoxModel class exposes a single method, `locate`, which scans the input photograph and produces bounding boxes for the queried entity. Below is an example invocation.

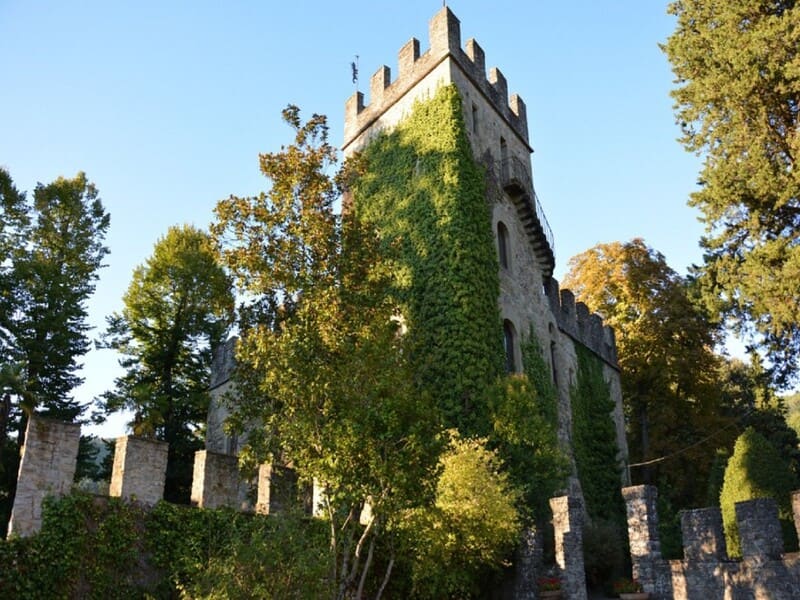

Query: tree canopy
[720,427,798,557]
[99,224,234,502]
[663,0,800,385]
[0,168,109,531]
[212,107,445,598]
[562,238,729,506]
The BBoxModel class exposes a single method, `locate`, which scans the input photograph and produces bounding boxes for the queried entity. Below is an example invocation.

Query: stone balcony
[498,155,555,278]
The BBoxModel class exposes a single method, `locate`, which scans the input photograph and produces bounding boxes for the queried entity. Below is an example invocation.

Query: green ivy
[0,493,331,599]
[520,330,558,426]
[352,84,504,436]
[570,345,624,523]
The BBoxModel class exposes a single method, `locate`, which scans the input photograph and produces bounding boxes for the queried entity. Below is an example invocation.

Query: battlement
[343,7,529,152]
[544,278,618,368]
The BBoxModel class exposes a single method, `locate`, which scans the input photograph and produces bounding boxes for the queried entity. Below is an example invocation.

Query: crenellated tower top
[343,7,530,154]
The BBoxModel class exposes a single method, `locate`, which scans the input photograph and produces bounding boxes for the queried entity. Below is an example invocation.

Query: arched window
[503,319,517,373]
[497,221,510,269]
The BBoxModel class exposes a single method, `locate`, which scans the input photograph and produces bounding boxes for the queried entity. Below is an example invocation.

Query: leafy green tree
[212,106,443,599]
[99,224,234,503]
[397,433,521,599]
[720,427,798,557]
[663,1,800,386]
[0,169,109,532]
[1,171,109,421]
[562,239,729,506]
[718,356,800,477]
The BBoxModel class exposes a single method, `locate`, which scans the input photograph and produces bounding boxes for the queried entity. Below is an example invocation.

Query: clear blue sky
[0,1,705,437]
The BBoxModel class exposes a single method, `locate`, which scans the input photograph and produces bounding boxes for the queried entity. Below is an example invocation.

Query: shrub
[720,427,798,557]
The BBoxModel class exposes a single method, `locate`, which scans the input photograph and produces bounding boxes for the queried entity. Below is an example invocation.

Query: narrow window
[472,103,479,133]
[497,221,510,269]
[503,319,517,373]
[550,341,559,386]
[549,323,558,386]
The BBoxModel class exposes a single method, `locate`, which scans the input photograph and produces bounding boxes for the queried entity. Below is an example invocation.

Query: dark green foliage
[351,85,504,435]
[583,518,626,591]
[656,490,683,560]
[98,224,234,503]
[664,0,800,386]
[486,334,566,522]
[570,345,624,524]
[720,427,799,557]
[0,494,148,599]
[0,168,109,534]
[706,448,729,508]
[0,493,333,599]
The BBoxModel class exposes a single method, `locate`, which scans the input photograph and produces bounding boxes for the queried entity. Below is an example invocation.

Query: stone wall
[109,435,169,505]
[8,416,80,537]
[622,484,800,599]
[9,418,302,535]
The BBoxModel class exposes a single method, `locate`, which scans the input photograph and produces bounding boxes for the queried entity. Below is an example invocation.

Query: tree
[99,224,234,503]
[0,169,109,532]
[718,356,800,477]
[212,106,444,599]
[397,433,521,599]
[0,171,109,420]
[663,1,800,386]
[562,238,729,506]
[720,427,798,557]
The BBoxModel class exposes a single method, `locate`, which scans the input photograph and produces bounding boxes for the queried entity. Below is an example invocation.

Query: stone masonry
[550,495,588,600]
[191,449,251,510]
[206,5,631,524]
[109,435,168,505]
[622,484,800,599]
[8,416,80,537]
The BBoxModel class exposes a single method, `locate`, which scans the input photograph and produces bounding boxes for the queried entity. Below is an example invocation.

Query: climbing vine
[570,345,624,522]
[486,332,566,521]
[352,84,504,435]
[0,493,331,599]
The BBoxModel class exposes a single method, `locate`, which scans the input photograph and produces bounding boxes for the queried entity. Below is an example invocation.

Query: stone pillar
[681,507,727,561]
[109,436,168,505]
[255,463,298,515]
[550,495,587,600]
[8,417,80,537]
[622,485,662,590]
[736,497,783,560]
[791,490,800,543]
[513,526,543,600]
[191,450,250,510]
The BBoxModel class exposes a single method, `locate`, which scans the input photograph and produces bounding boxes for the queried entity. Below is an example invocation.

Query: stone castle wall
[8,417,80,537]
[623,484,800,599]
[338,8,629,504]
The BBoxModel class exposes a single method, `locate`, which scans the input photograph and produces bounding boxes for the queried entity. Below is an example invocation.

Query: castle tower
[343,7,629,499]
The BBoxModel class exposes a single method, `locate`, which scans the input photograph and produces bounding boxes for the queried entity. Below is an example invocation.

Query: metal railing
[499,156,555,257]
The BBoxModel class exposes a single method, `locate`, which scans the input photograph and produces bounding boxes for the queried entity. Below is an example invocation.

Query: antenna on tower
[351,55,359,90]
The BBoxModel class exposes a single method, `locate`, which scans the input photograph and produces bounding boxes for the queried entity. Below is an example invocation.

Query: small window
[503,319,517,373]
[550,340,558,386]
[497,221,510,269]
[472,103,479,133]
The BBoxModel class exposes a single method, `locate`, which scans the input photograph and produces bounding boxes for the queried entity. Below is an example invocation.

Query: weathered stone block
[109,436,168,505]
[681,507,727,561]
[736,497,783,560]
[191,450,250,510]
[256,463,299,515]
[8,417,80,537]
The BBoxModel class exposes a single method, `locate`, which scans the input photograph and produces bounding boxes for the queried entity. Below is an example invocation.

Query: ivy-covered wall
[570,345,624,523]
[352,84,504,436]
[0,493,331,599]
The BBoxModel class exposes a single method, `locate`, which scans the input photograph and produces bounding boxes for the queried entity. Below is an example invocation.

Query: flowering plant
[613,577,643,594]
[537,576,561,591]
